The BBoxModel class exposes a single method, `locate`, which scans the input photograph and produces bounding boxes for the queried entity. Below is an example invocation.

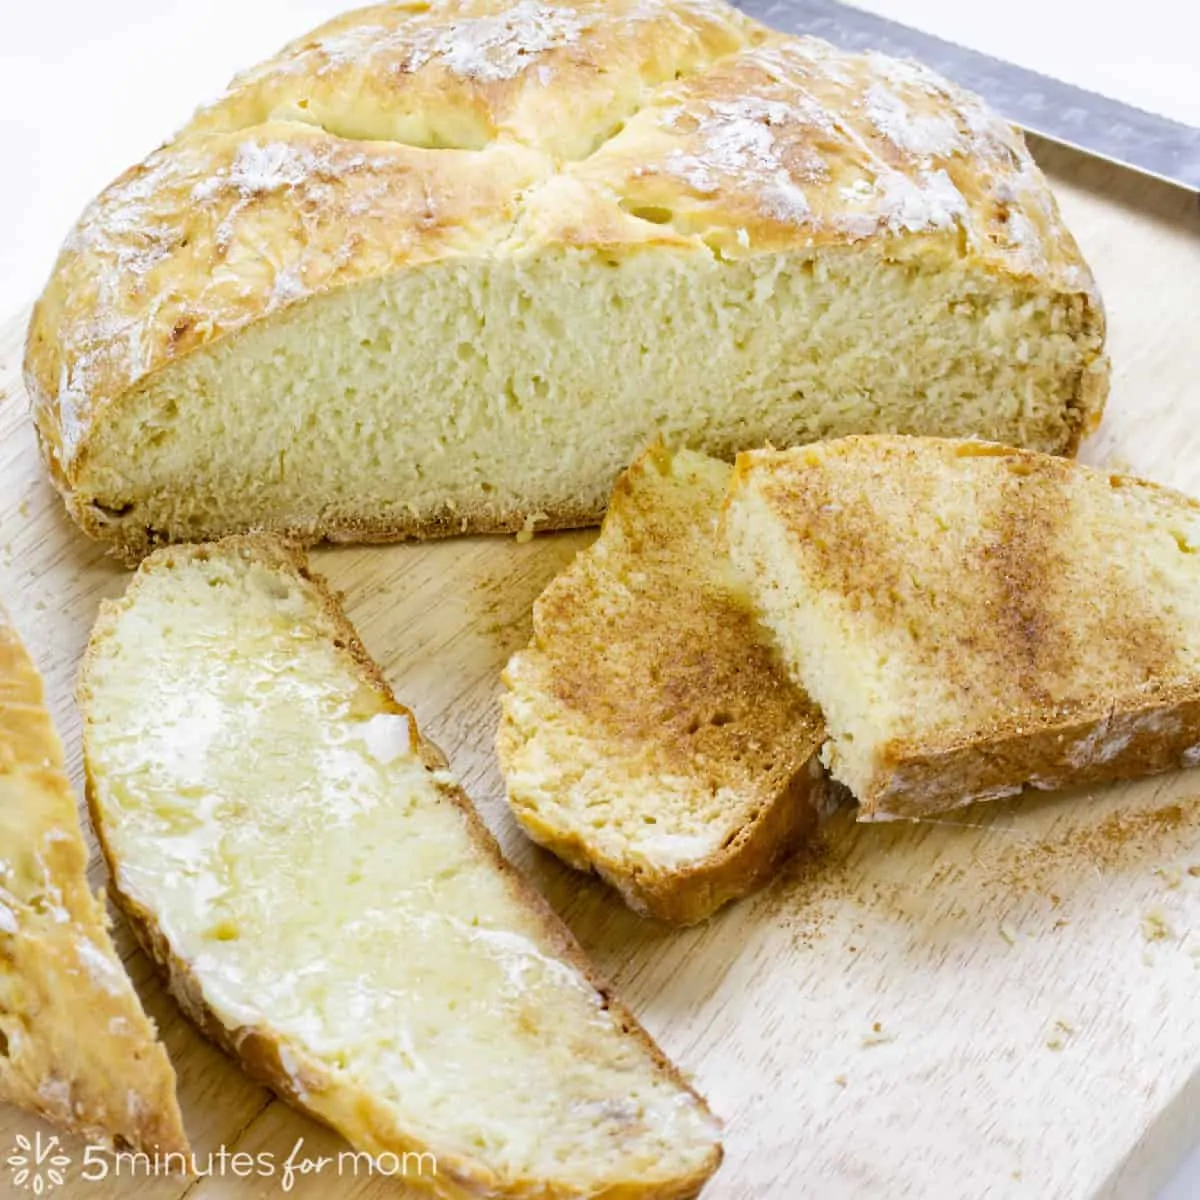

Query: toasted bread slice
[724,436,1200,820]
[0,605,186,1153]
[498,444,826,924]
[80,535,721,1199]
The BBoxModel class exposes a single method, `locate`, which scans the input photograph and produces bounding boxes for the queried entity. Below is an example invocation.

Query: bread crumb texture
[725,436,1200,818]
[80,536,721,1198]
[26,0,1106,560]
[498,443,824,923]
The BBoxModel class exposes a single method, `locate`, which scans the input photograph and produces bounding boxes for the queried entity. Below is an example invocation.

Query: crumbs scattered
[761,796,1197,957]
[862,1021,894,1047]
[989,800,1196,896]
[1155,866,1183,889]
[18,499,30,518]
[834,1074,847,1087]
[515,511,549,544]
[763,830,853,947]
[1141,907,1174,942]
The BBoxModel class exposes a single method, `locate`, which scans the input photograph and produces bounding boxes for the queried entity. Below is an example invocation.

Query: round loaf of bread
[25,0,1107,561]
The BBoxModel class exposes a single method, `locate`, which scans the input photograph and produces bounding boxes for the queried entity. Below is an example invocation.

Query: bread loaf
[80,535,722,1198]
[723,436,1200,820]
[0,604,186,1154]
[498,443,826,923]
[27,0,1106,562]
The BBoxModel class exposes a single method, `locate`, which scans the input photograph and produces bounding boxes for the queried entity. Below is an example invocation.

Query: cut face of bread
[723,436,1200,820]
[498,444,826,923]
[80,537,721,1198]
[0,606,187,1154]
[27,0,1106,562]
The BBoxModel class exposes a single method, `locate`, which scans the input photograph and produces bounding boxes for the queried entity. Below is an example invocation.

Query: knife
[735,0,1200,193]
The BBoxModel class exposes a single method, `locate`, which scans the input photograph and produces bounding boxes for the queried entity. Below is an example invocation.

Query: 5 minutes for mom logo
[7,1132,71,1194]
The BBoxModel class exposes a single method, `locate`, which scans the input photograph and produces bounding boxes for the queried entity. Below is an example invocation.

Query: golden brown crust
[868,684,1200,821]
[520,758,825,926]
[64,490,607,569]
[499,444,826,924]
[26,0,1106,554]
[81,534,721,1199]
[0,605,187,1157]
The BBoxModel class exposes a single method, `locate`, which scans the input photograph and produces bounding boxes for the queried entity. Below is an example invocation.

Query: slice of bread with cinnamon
[498,444,826,924]
[723,435,1200,820]
[80,534,721,1198]
[0,604,187,1153]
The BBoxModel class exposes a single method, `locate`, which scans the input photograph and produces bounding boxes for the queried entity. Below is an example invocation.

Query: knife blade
[735,0,1200,193]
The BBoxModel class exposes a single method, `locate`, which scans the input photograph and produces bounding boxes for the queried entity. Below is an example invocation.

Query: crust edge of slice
[0,605,188,1157]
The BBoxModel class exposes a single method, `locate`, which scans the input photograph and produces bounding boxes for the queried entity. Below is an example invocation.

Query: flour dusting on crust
[863,83,962,157]
[663,97,821,223]
[27,1,1101,478]
[402,0,591,81]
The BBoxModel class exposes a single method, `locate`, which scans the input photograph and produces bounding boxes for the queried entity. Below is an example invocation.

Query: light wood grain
[0,141,1198,1200]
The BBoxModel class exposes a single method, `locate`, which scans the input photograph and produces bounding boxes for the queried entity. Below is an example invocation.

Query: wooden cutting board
[0,139,1198,1200]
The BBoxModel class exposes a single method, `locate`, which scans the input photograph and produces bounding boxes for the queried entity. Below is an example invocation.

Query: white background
[1,2,1197,1195]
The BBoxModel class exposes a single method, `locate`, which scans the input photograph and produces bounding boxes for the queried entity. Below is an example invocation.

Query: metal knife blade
[735,0,1200,192]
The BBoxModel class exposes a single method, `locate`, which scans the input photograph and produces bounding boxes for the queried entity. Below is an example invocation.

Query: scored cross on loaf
[27,0,1106,561]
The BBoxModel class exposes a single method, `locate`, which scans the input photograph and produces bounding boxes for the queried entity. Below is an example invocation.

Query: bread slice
[27,0,1106,563]
[498,444,826,923]
[723,436,1200,820]
[79,535,721,1198]
[0,605,186,1154]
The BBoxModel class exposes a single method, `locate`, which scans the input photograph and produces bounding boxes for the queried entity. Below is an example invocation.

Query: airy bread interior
[723,437,1200,818]
[81,248,1094,554]
[80,538,720,1195]
[498,444,825,924]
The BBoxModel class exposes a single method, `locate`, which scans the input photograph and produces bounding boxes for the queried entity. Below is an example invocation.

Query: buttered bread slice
[80,536,721,1198]
[724,436,1200,820]
[0,604,186,1153]
[498,445,826,924]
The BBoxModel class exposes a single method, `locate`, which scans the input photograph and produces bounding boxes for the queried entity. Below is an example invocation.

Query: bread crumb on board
[1045,1021,1074,1052]
[862,1022,894,1047]
[834,1074,848,1087]
[1141,907,1174,942]
[1154,865,1183,889]
[515,511,549,544]
[999,921,1019,945]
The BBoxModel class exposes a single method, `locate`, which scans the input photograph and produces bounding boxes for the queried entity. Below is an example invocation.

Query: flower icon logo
[7,1132,71,1194]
